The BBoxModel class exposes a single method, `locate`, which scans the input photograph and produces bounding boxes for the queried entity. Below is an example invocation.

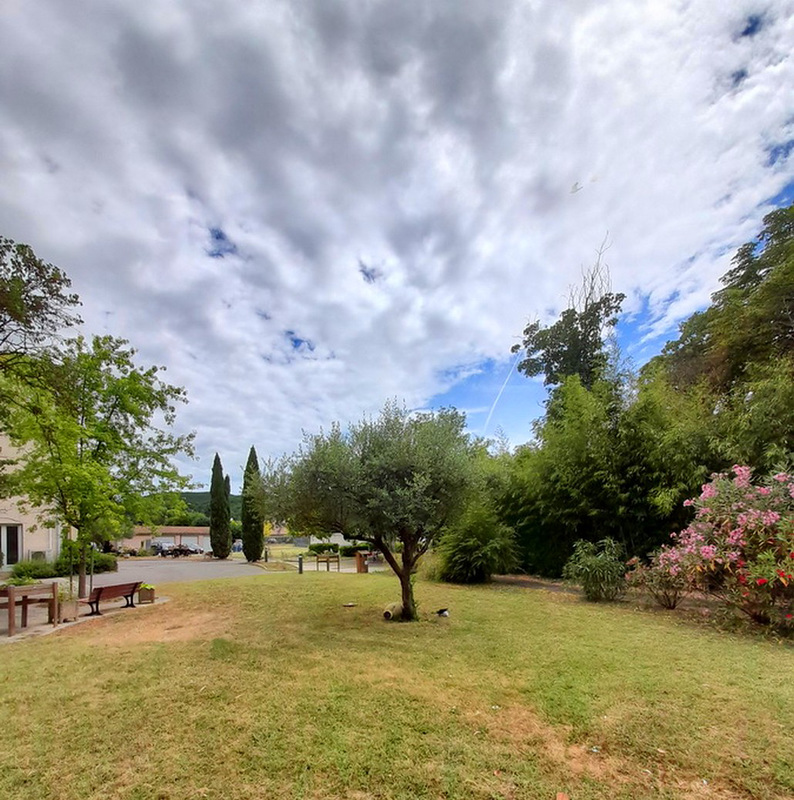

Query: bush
[416,550,443,582]
[2,575,37,586]
[11,560,57,580]
[54,543,118,576]
[563,538,626,601]
[307,543,339,555]
[659,466,794,625]
[626,552,688,609]
[339,544,370,557]
[438,504,517,584]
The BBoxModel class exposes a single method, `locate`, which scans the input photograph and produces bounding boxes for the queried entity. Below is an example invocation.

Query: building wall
[0,495,62,564]
[0,436,63,565]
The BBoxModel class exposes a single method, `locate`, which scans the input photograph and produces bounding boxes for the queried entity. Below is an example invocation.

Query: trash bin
[355,551,368,573]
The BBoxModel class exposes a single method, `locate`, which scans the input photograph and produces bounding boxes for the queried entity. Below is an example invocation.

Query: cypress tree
[241,445,264,562]
[209,453,231,559]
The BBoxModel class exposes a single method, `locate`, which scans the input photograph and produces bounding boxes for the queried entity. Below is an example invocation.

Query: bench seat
[83,581,142,616]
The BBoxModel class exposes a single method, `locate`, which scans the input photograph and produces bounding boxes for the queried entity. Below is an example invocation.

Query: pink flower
[774,473,789,483]
[757,487,771,496]
[699,545,717,560]
[732,465,753,488]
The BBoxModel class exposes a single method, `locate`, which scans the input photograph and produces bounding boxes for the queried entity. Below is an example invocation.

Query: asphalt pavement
[91,556,267,586]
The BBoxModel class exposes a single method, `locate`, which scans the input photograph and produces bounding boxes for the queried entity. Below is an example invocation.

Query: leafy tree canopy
[2,334,194,594]
[263,401,474,620]
[0,236,81,367]
[654,203,794,390]
[512,259,624,390]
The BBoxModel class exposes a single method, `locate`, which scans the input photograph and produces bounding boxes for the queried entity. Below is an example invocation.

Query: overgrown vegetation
[500,203,794,593]
[562,538,626,601]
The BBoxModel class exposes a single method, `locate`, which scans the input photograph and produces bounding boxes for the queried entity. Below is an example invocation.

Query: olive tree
[266,402,474,620]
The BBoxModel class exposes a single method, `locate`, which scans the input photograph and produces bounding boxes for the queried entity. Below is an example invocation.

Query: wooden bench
[84,581,142,616]
[315,553,340,572]
[0,583,59,637]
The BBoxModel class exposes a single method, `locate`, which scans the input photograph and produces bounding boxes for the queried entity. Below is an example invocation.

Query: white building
[0,436,63,566]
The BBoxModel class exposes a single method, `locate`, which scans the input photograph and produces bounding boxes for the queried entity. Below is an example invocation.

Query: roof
[132,526,210,535]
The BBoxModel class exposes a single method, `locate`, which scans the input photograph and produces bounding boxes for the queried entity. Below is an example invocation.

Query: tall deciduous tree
[241,446,264,562]
[2,335,194,595]
[265,402,474,620]
[209,453,231,559]
[512,258,624,390]
[0,236,81,368]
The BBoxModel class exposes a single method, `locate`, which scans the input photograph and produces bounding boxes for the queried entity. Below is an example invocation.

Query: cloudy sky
[1,0,793,488]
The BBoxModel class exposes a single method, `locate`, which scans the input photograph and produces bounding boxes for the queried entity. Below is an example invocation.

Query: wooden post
[7,585,15,637]
[51,582,59,627]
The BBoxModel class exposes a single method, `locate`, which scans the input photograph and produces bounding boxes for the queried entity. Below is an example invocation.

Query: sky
[1,0,793,490]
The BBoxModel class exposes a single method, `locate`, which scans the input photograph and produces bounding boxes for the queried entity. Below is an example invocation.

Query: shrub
[339,544,370,557]
[2,575,37,586]
[626,552,688,609]
[307,542,338,555]
[11,560,58,580]
[659,466,794,625]
[416,550,443,582]
[438,504,517,584]
[563,538,626,601]
[53,545,118,576]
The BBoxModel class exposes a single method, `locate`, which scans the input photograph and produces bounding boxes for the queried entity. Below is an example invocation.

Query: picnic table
[0,582,59,637]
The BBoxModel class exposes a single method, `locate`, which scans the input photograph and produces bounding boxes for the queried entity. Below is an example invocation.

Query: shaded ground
[492,574,579,594]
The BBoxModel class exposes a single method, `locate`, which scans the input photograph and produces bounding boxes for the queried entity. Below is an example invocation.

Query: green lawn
[1,573,792,800]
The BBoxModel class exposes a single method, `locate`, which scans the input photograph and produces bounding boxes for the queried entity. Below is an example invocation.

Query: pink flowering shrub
[659,466,794,625]
[626,552,688,609]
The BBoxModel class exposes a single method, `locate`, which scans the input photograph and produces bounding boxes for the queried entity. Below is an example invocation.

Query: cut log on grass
[383,602,403,620]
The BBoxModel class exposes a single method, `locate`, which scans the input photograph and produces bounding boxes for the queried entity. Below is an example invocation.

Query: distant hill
[181,491,242,520]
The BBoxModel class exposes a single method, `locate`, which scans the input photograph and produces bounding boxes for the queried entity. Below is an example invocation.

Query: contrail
[482,350,522,437]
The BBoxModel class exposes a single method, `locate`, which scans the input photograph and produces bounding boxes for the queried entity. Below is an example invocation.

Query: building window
[2,525,21,565]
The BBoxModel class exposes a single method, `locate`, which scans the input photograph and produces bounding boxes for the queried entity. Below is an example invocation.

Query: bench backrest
[88,582,141,601]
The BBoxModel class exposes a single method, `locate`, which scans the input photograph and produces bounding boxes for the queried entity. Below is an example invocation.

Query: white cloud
[0,0,792,485]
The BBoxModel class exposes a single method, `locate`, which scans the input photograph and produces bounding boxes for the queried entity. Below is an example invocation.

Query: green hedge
[12,551,119,580]
[11,560,58,580]
[307,543,339,555]
[339,544,370,557]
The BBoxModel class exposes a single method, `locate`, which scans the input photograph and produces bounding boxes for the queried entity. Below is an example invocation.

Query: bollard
[298,554,303,574]
[264,547,268,563]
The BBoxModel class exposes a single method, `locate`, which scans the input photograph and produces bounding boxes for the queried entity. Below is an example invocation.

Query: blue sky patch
[285,330,315,351]
[207,227,238,258]
[739,15,764,38]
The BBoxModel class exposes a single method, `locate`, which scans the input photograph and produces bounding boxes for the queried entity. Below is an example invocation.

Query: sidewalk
[0,588,169,645]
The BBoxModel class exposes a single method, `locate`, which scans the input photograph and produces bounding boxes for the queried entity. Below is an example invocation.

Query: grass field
[1,572,792,800]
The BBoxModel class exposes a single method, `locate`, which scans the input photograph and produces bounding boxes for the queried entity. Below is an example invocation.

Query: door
[3,525,20,565]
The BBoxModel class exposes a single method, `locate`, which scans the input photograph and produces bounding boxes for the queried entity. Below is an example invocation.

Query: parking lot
[91,556,267,586]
